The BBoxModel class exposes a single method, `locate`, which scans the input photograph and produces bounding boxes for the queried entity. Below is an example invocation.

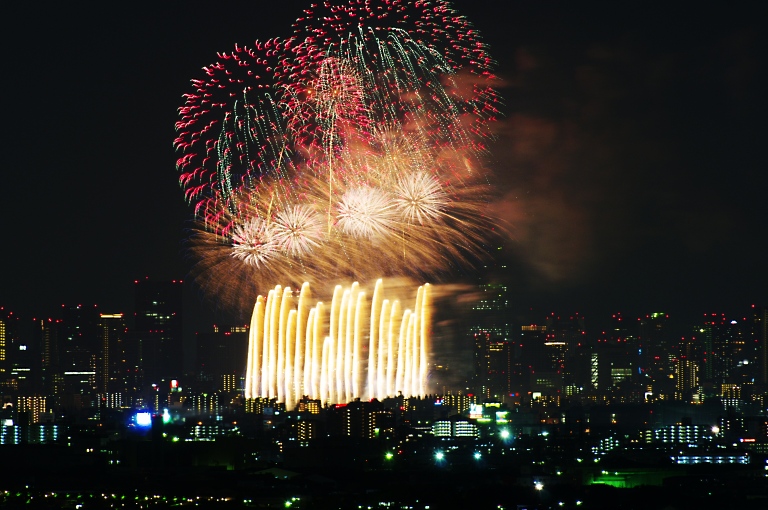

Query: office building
[132,278,184,386]
[196,324,248,394]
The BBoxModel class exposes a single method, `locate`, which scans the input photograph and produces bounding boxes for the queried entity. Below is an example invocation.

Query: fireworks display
[245,280,432,408]
[175,0,502,314]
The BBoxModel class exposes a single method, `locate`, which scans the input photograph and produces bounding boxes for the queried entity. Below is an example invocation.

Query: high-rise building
[189,393,221,416]
[675,359,699,401]
[473,332,510,400]
[546,313,587,382]
[517,324,547,393]
[35,318,60,397]
[16,396,47,425]
[99,313,126,394]
[8,331,37,395]
[469,283,511,399]
[0,307,19,386]
[638,312,672,381]
[699,313,746,385]
[753,305,768,385]
[195,324,248,394]
[58,304,100,405]
[539,313,587,393]
[0,310,41,395]
[132,278,184,387]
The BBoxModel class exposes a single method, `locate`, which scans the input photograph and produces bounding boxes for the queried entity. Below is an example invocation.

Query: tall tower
[469,283,511,399]
[675,359,699,401]
[36,318,60,397]
[196,323,248,394]
[98,313,126,394]
[0,307,16,384]
[6,312,38,395]
[699,313,746,385]
[58,304,100,403]
[544,312,587,389]
[132,278,184,386]
[638,312,671,381]
[754,305,768,386]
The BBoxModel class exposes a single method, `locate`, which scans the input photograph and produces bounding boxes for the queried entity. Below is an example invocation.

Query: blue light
[135,412,152,427]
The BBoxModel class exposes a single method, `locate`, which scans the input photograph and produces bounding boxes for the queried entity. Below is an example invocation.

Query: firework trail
[176,1,502,314]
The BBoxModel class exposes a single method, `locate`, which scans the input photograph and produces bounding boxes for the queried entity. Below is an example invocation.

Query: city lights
[0,0,764,508]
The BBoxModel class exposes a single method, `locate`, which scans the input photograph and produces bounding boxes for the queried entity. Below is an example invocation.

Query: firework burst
[273,205,324,256]
[392,172,448,225]
[336,186,396,239]
[230,217,279,268]
[177,1,503,314]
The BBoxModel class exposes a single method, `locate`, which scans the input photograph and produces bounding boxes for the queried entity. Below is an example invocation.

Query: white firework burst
[336,186,395,239]
[230,217,278,267]
[392,172,448,225]
[272,205,324,256]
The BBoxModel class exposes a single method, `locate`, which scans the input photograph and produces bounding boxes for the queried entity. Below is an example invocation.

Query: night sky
[2,1,766,334]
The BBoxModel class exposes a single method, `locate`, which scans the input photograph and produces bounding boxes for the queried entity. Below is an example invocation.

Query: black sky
[2,1,766,333]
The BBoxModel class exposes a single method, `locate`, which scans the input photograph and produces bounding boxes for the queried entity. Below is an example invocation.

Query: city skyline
[1,1,766,329]
[0,3,766,506]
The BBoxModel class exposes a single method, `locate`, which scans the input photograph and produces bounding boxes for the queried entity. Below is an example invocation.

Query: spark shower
[244,280,430,408]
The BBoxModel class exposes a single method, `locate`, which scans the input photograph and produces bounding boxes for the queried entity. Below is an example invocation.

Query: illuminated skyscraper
[638,312,672,381]
[543,313,586,375]
[598,313,641,394]
[99,313,126,393]
[16,396,47,425]
[753,305,768,385]
[196,324,248,394]
[473,332,511,400]
[36,318,60,397]
[0,309,41,395]
[58,304,100,404]
[0,307,19,385]
[8,326,37,395]
[699,313,746,385]
[469,283,511,399]
[675,359,699,401]
[132,278,184,386]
